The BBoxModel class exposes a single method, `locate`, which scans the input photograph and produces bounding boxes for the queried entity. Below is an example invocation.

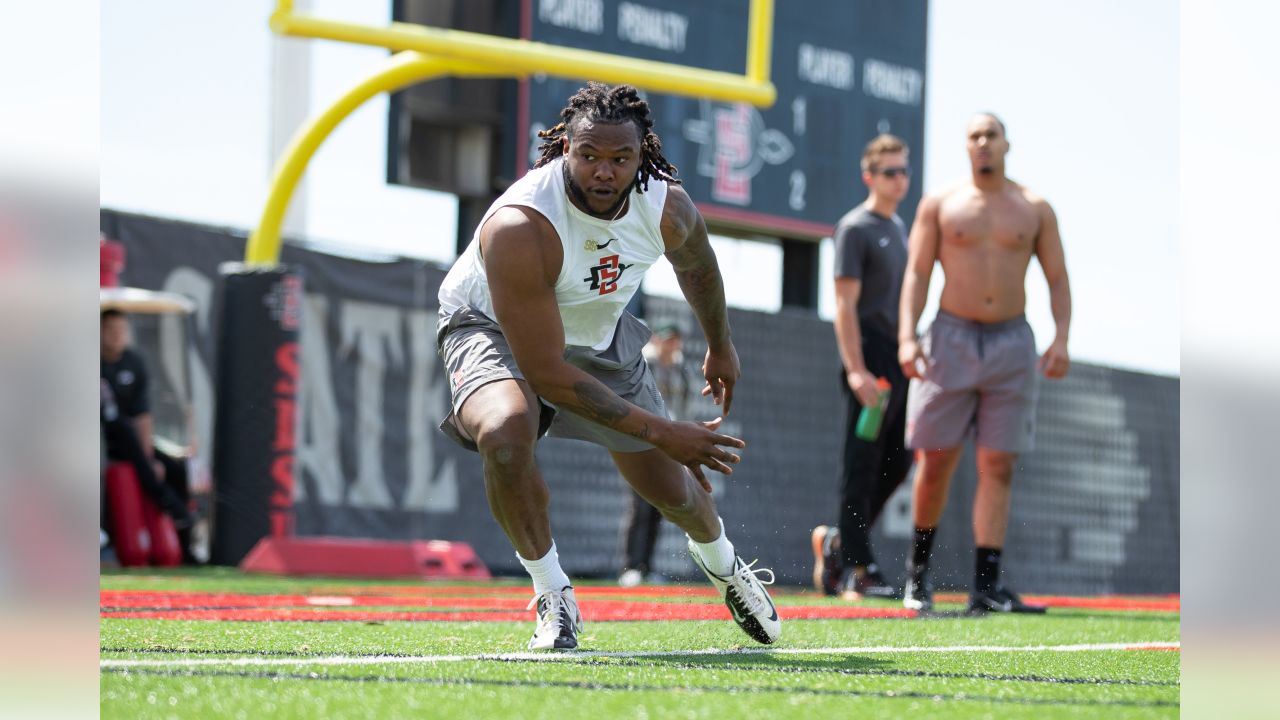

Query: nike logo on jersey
[878,236,890,248]
[584,238,616,251]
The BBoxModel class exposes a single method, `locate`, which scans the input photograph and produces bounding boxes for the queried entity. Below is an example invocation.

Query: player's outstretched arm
[483,206,743,482]
[661,186,740,415]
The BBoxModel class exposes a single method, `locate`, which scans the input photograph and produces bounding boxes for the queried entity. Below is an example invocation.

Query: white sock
[517,541,572,595]
[689,517,736,576]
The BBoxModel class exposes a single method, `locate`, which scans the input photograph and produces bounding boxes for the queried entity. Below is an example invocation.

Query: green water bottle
[854,377,892,441]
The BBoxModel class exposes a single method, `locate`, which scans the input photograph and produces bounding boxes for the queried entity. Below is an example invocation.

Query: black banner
[101,209,1179,594]
[210,265,303,565]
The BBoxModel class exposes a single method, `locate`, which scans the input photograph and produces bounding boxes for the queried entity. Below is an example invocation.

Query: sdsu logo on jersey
[583,254,633,295]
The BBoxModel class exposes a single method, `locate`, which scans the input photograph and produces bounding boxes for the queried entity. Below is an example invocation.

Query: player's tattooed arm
[570,380,651,440]
[663,186,730,350]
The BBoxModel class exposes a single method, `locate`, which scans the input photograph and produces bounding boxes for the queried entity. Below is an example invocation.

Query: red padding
[143,499,183,567]
[239,536,491,580]
[105,463,151,567]
[100,237,125,288]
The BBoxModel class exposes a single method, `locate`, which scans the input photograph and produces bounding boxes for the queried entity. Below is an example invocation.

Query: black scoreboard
[522,0,927,238]
[390,0,927,240]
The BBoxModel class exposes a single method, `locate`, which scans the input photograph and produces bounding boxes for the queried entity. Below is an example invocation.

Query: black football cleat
[967,586,1047,615]
[903,573,934,612]
[840,563,902,600]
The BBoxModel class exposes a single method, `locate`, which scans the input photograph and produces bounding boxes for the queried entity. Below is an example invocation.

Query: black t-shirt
[101,348,150,418]
[832,205,908,340]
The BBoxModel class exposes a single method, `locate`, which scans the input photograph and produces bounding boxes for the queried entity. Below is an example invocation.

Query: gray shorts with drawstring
[905,310,1039,453]
[436,305,667,453]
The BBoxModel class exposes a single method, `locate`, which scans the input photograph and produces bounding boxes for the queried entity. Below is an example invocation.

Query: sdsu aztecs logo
[583,254,633,295]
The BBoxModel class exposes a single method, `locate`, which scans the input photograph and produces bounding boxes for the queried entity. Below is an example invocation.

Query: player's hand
[701,344,741,416]
[846,369,883,407]
[1039,338,1070,379]
[898,339,926,379]
[654,416,745,492]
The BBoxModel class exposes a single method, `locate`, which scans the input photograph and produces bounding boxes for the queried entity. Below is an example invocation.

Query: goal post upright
[247,0,776,266]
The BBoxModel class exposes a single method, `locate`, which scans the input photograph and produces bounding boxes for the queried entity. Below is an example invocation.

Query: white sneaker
[526,586,583,651]
[688,544,781,644]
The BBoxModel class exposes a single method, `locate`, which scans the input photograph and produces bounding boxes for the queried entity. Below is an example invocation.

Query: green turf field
[100,568,1179,719]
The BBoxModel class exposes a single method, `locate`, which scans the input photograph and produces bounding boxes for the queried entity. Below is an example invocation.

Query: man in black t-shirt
[810,135,914,600]
[101,313,151,421]
[101,309,192,529]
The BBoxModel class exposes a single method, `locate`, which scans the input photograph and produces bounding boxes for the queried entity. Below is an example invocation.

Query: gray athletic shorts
[905,311,1039,453]
[435,305,666,453]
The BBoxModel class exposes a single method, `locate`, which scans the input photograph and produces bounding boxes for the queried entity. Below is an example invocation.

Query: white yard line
[101,641,1180,669]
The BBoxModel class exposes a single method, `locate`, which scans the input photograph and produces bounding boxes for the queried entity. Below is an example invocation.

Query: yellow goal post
[246,0,776,265]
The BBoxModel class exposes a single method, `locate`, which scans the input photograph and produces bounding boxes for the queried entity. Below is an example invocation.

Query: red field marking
[101,589,915,622]
[100,589,716,610]
[100,604,915,623]
[101,587,1178,623]
[103,608,545,622]
[296,584,1180,609]
[302,584,723,599]
[933,593,1180,612]
[99,590,532,610]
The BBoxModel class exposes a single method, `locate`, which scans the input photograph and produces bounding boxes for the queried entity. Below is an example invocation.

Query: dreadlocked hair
[533,82,680,192]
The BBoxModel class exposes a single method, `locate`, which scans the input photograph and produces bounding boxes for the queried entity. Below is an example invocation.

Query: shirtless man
[436,83,779,650]
[897,113,1071,614]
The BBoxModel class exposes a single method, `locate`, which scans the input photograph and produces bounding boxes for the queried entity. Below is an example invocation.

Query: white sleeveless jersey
[438,158,669,351]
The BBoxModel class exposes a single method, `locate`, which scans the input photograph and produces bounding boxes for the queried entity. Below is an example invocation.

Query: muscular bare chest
[938,189,1039,255]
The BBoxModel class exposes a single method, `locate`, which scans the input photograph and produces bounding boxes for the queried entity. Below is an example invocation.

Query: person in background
[101,310,193,532]
[897,113,1071,614]
[618,323,694,587]
[811,134,913,601]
